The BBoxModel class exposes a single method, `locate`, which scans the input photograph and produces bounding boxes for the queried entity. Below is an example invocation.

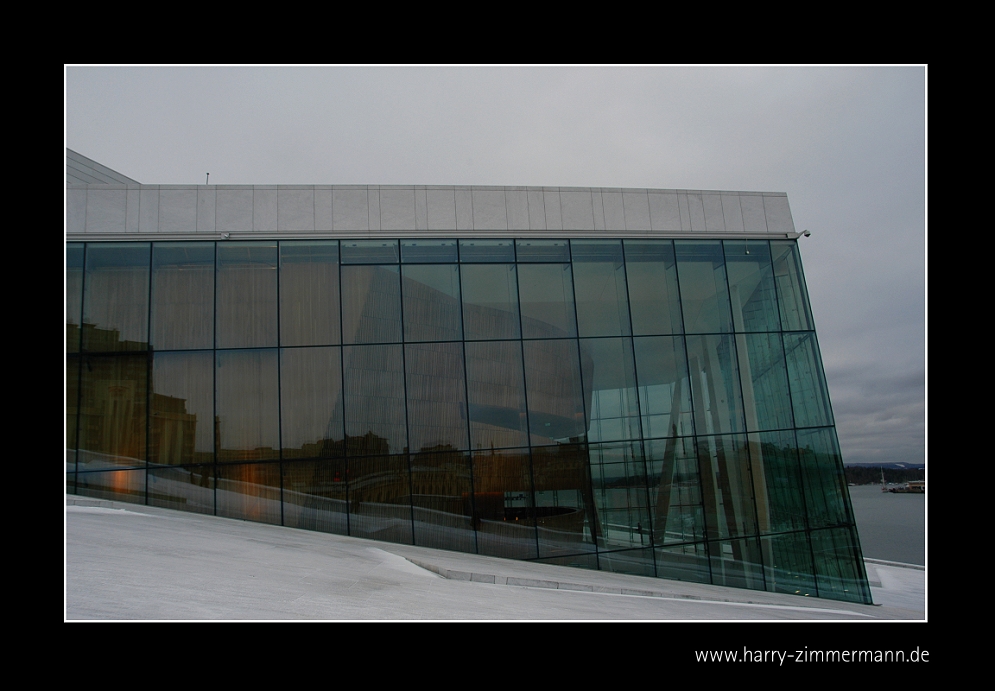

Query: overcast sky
[64,65,926,467]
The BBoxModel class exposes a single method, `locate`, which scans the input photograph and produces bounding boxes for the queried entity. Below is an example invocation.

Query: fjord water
[848,484,925,565]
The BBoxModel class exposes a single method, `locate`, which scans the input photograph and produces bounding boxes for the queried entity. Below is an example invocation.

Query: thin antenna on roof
[206,173,210,185]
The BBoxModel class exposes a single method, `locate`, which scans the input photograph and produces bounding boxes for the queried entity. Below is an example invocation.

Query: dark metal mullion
[73,243,87,490]
[565,243,598,569]
[672,240,712,584]
[276,242,285,527]
[721,240,766,592]
[512,240,540,559]
[212,241,218,516]
[144,243,153,506]
[455,260,479,555]
[338,243,350,537]
[620,240,655,571]
[398,263,416,546]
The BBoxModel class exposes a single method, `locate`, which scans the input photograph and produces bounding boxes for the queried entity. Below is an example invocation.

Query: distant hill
[844,462,926,470]
[843,464,925,486]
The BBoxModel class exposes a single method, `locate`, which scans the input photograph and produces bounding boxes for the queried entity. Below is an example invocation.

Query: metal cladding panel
[506,189,530,231]
[252,187,278,232]
[740,194,769,234]
[527,189,546,230]
[560,190,595,231]
[763,195,795,234]
[217,189,254,232]
[333,189,370,231]
[86,188,127,233]
[455,188,473,231]
[159,188,198,234]
[278,188,315,232]
[139,188,159,233]
[472,189,509,230]
[622,190,651,231]
[543,189,563,230]
[126,189,140,233]
[380,188,416,232]
[649,192,681,231]
[721,194,746,233]
[197,188,217,233]
[602,190,625,231]
[702,193,725,232]
[315,187,333,231]
[368,188,381,231]
[426,188,457,230]
[67,187,86,234]
[677,192,692,231]
[686,192,706,231]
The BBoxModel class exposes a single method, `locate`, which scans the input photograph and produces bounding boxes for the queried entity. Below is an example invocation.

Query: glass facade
[65,237,871,603]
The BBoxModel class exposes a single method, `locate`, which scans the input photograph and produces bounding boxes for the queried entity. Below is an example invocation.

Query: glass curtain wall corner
[64,236,871,604]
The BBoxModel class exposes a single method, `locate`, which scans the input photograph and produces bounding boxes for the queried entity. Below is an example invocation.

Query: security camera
[802,230,811,237]
[221,233,231,240]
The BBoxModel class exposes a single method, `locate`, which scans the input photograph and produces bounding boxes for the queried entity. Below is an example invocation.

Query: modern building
[65,149,872,604]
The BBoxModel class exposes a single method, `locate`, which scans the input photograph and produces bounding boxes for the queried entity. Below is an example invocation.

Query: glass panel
[810,527,872,603]
[533,443,597,557]
[76,469,146,505]
[148,464,215,515]
[515,239,569,262]
[151,351,214,466]
[723,240,780,333]
[646,436,704,544]
[797,427,851,529]
[523,339,586,446]
[279,241,340,347]
[78,354,148,471]
[216,242,277,349]
[654,542,710,583]
[697,434,758,540]
[761,532,816,597]
[581,337,641,443]
[624,240,682,336]
[282,459,349,535]
[405,342,468,453]
[471,448,538,559]
[83,243,150,352]
[465,341,528,450]
[518,264,577,339]
[771,241,813,331]
[401,239,458,263]
[675,241,732,334]
[409,449,475,553]
[67,243,84,353]
[633,336,693,439]
[280,347,344,459]
[67,357,79,473]
[686,334,745,435]
[402,264,462,342]
[571,240,631,337]
[343,345,407,455]
[784,332,834,427]
[216,349,279,462]
[348,454,413,544]
[461,264,520,340]
[151,242,214,350]
[341,265,402,344]
[535,553,599,570]
[341,239,398,264]
[216,462,281,525]
[740,333,794,432]
[589,442,651,552]
[459,238,515,262]
[708,538,765,591]
[750,430,806,534]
